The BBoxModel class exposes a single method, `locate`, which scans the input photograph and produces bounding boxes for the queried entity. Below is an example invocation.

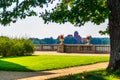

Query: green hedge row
[0,36,35,57]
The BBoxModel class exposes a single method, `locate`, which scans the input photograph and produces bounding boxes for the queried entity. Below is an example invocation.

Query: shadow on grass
[0,60,33,71]
[49,69,120,80]
[49,72,106,80]
[0,60,55,80]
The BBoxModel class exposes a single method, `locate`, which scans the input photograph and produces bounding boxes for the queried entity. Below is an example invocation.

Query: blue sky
[0,16,109,39]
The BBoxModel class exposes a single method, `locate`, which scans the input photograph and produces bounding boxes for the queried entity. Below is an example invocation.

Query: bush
[0,37,13,57]
[12,39,35,56]
[22,39,35,55]
[0,37,35,57]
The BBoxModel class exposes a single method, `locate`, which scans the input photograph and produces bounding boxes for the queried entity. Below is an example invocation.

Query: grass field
[0,55,109,71]
[49,69,120,80]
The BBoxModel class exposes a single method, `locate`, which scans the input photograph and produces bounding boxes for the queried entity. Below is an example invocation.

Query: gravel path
[0,51,109,80]
[0,62,108,80]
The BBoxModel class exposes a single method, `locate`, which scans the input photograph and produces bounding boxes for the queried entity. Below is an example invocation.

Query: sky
[0,1,109,39]
[0,16,109,39]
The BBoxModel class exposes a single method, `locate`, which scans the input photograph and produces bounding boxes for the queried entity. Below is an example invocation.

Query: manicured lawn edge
[0,55,109,72]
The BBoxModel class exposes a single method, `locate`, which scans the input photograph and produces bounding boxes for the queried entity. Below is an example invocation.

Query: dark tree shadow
[0,60,55,80]
[48,70,107,80]
[0,60,33,71]
[49,69,120,80]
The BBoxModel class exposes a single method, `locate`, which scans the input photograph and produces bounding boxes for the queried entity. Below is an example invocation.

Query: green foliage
[99,27,109,35]
[41,0,110,26]
[0,0,48,26]
[49,69,120,80]
[0,55,109,71]
[22,39,35,54]
[0,0,110,27]
[0,37,13,56]
[11,39,35,56]
[0,36,34,57]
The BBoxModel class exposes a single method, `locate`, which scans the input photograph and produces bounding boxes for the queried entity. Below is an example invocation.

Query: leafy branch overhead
[99,26,109,35]
[0,0,49,26]
[0,0,109,26]
[41,0,110,26]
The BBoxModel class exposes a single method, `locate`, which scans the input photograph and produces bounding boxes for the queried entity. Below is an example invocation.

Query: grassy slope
[49,69,120,80]
[0,55,109,71]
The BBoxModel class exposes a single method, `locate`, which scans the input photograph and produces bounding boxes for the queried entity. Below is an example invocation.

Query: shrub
[11,39,25,56]
[0,37,35,57]
[22,39,35,55]
[0,37,13,57]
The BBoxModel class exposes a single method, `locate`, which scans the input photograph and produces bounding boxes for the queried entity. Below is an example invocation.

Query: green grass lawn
[49,69,120,80]
[0,55,109,71]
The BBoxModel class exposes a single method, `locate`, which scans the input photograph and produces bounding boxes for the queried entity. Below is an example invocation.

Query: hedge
[0,36,35,57]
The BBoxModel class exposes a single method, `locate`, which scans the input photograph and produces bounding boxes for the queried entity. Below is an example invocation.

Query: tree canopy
[41,0,110,26]
[0,0,47,25]
[0,0,110,27]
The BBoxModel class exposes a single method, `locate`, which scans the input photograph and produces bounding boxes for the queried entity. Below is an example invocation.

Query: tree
[0,0,119,71]
[64,36,78,44]
[107,0,120,71]
[42,37,56,44]
[40,0,120,71]
[0,0,47,25]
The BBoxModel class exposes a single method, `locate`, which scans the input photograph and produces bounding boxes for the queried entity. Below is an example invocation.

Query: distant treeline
[29,31,110,45]
[29,37,110,45]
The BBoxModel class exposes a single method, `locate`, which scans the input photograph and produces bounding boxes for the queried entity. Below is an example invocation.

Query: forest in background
[29,31,110,45]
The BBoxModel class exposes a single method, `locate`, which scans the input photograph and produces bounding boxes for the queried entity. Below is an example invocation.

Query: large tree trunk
[107,0,120,71]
